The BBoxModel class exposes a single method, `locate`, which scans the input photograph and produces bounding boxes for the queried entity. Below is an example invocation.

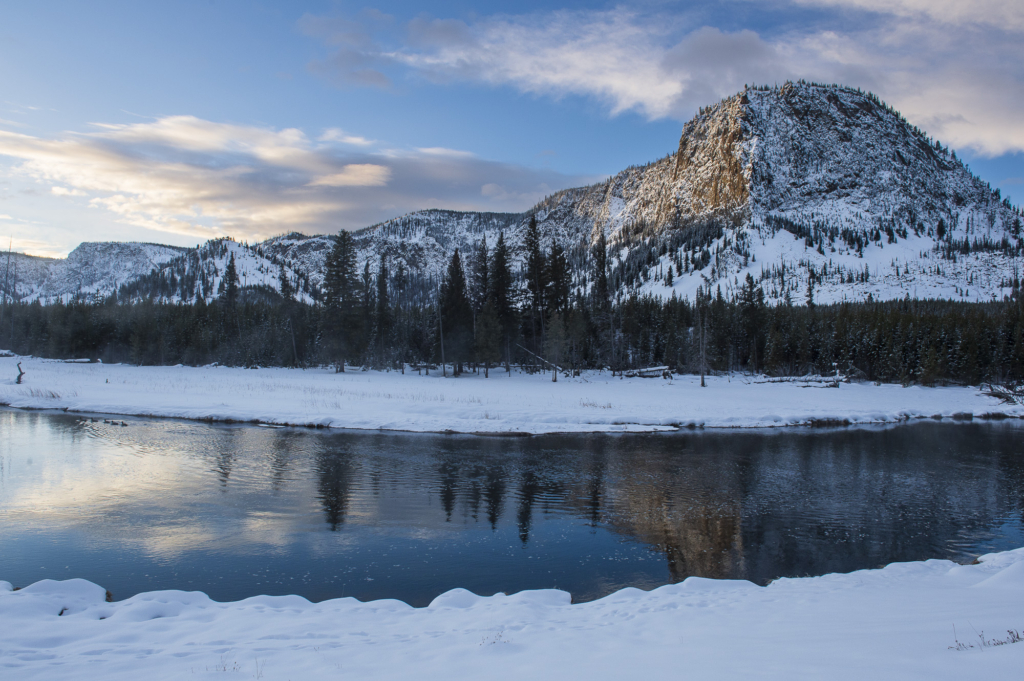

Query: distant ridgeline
[1,81,1022,383]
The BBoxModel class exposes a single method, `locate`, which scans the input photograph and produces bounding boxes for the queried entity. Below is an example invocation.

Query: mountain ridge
[3,82,1021,306]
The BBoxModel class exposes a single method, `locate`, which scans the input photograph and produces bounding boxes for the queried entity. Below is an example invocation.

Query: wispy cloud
[318,128,375,146]
[0,117,594,242]
[51,186,87,197]
[307,164,391,187]
[303,4,1024,156]
[789,0,1024,31]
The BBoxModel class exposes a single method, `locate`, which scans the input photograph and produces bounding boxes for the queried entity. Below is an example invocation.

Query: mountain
[113,238,317,304]
[262,81,1022,306]
[524,81,1022,304]
[3,242,187,302]
[4,82,1021,306]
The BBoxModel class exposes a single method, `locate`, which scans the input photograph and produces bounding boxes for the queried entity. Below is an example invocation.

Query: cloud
[319,128,375,146]
[395,10,687,118]
[299,12,394,88]
[0,117,593,242]
[415,147,475,158]
[789,0,1024,31]
[307,164,391,187]
[7,237,67,258]
[303,5,1024,155]
[51,186,87,197]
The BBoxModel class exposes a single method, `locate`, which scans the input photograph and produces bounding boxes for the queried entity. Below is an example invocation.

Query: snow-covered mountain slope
[2,242,187,303]
[264,82,1023,306]
[116,239,316,304]
[8,82,1022,306]
[261,211,526,292]
[524,82,1022,304]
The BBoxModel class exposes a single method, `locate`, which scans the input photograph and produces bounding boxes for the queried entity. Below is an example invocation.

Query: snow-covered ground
[2,548,1022,680]
[1,355,1020,432]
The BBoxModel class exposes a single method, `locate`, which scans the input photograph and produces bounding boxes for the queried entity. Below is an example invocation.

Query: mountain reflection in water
[1,409,1021,606]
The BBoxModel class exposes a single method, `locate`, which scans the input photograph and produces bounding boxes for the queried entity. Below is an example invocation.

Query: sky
[1,1,1023,257]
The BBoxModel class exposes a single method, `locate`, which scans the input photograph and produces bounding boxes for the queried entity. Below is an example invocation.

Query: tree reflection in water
[6,410,1020,605]
[306,424,1024,587]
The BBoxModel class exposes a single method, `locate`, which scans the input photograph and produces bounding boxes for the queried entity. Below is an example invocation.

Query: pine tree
[475,301,502,378]
[322,230,358,370]
[591,230,611,366]
[223,253,239,307]
[695,284,710,386]
[739,273,764,372]
[468,236,489,314]
[324,231,357,311]
[546,239,570,317]
[360,261,374,361]
[439,249,473,375]
[375,257,390,368]
[278,263,293,301]
[489,232,515,371]
[544,312,566,382]
[523,215,547,350]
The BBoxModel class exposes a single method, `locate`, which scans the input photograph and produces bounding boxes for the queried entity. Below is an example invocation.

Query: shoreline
[2,355,1022,435]
[1,403,1020,436]
[3,548,1022,679]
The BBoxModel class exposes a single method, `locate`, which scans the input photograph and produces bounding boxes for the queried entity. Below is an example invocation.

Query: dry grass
[950,626,1022,651]
[26,388,76,400]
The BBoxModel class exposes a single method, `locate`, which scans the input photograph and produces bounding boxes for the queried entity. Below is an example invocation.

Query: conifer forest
[2,217,1023,387]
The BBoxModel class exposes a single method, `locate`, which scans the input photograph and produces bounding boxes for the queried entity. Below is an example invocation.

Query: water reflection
[315,448,354,531]
[0,409,1022,606]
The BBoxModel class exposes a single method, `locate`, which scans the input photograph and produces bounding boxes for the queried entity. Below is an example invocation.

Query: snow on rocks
[0,356,1020,433]
[1,549,1022,680]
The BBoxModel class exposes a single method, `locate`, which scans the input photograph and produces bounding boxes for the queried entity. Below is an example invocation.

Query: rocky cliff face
[517,82,1021,304]
[531,82,1015,245]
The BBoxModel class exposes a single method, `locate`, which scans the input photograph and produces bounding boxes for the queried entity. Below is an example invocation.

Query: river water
[1,409,1021,606]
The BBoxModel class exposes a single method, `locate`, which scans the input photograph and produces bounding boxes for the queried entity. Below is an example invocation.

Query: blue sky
[1,0,1023,256]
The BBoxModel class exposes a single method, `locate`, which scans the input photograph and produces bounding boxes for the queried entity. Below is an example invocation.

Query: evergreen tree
[223,253,239,307]
[546,239,570,317]
[475,301,502,377]
[739,273,765,372]
[439,249,473,375]
[544,312,566,382]
[695,285,711,386]
[360,260,374,361]
[523,215,547,350]
[489,232,515,370]
[374,257,391,368]
[468,236,489,314]
[278,263,293,301]
[322,230,358,370]
[592,230,609,311]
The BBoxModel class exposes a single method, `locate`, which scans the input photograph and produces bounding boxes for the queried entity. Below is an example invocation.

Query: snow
[8,242,187,303]
[0,355,1019,433]
[1,547,1022,680]
[643,225,1022,304]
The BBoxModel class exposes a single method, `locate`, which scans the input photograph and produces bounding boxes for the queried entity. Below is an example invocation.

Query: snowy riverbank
[1,355,1021,433]
[2,549,1022,680]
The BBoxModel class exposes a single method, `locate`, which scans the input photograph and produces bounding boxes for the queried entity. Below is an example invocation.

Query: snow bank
[2,549,1022,680]
[0,356,1020,433]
